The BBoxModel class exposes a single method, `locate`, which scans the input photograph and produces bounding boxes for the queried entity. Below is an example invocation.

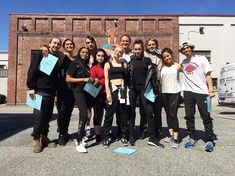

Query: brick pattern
[8,14,179,104]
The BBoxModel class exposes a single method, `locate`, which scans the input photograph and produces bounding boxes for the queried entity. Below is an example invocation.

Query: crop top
[108,62,126,80]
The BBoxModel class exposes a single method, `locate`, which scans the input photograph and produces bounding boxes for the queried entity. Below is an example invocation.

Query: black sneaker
[139,132,148,140]
[58,134,68,146]
[95,134,102,144]
[129,136,135,146]
[148,137,164,148]
[121,138,129,146]
[103,139,109,148]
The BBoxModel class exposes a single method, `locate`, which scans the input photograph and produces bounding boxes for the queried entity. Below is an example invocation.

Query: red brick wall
[8,14,179,104]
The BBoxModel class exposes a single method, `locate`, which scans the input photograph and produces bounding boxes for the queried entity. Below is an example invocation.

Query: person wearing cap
[179,42,215,152]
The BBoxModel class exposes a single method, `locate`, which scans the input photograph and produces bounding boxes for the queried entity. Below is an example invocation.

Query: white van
[218,63,235,106]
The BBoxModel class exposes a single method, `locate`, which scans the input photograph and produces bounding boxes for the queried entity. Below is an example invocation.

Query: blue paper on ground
[38,54,58,75]
[144,83,156,103]
[207,96,211,113]
[113,147,136,155]
[83,83,102,98]
[26,93,43,110]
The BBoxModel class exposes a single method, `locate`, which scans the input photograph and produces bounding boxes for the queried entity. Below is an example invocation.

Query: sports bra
[108,62,126,80]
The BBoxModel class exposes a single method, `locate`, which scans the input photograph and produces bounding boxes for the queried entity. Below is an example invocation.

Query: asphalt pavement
[0,94,234,176]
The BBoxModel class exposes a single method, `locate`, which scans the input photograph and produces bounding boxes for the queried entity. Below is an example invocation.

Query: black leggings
[129,84,147,138]
[73,91,92,142]
[93,93,106,126]
[162,93,180,132]
[56,90,74,135]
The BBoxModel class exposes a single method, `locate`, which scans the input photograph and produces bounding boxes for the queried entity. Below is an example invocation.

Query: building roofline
[0,51,8,53]
[9,13,235,17]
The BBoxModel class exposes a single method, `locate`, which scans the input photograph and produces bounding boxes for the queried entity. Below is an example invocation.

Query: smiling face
[120,36,131,50]
[133,43,143,58]
[146,40,157,53]
[80,48,89,60]
[162,51,174,66]
[63,40,75,53]
[112,46,124,59]
[49,38,61,53]
[181,46,193,58]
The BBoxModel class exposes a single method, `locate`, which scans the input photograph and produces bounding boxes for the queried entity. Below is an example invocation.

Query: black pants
[183,91,214,142]
[93,93,106,126]
[153,93,163,133]
[73,91,92,142]
[56,89,74,135]
[32,95,55,138]
[129,85,148,138]
[162,93,180,132]
[103,90,129,140]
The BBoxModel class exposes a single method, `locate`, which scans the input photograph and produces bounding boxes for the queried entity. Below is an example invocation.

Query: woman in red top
[90,48,108,143]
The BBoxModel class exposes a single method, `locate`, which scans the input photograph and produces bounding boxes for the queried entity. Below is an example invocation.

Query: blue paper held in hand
[83,83,102,98]
[144,83,156,103]
[26,93,43,110]
[113,147,136,155]
[38,54,58,75]
[206,96,211,113]
[102,43,115,51]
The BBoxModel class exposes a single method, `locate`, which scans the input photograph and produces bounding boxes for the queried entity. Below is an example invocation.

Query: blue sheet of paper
[144,83,156,103]
[207,96,211,113]
[26,93,43,110]
[113,147,136,155]
[38,54,58,75]
[83,83,102,98]
[102,43,114,50]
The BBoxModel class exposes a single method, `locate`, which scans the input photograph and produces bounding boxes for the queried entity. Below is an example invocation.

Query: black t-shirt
[67,59,90,91]
[58,55,73,91]
[133,57,152,85]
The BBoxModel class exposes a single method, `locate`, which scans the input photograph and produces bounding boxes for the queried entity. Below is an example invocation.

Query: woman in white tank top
[160,48,181,149]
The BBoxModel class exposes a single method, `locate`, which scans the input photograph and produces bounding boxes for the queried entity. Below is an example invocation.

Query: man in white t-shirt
[180,42,215,152]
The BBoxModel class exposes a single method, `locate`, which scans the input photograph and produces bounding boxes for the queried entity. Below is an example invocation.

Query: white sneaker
[164,136,173,143]
[76,143,88,153]
[172,142,179,149]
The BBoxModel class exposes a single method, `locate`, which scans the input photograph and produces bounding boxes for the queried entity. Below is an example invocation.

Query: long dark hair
[92,48,108,68]
[161,47,173,65]
[86,35,97,50]
[76,47,90,66]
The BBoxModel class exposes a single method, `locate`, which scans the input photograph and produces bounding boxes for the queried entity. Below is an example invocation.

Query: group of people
[26,34,216,154]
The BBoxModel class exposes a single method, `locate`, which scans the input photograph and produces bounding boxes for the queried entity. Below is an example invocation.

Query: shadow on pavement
[219,111,235,115]
[0,113,57,141]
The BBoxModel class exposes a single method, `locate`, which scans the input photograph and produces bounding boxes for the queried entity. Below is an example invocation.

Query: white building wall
[0,51,8,96]
[179,16,235,78]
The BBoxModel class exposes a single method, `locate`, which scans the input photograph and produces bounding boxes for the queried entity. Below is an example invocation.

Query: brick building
[8,14,179,104]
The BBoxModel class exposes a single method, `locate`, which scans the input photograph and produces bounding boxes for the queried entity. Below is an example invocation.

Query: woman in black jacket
[128,39,164,148]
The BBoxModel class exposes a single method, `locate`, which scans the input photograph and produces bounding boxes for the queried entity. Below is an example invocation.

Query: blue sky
[1,0,235,50]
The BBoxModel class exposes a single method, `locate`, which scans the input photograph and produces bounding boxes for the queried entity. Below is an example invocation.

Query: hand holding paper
[38,54,58,75]
[26,93,43,110]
